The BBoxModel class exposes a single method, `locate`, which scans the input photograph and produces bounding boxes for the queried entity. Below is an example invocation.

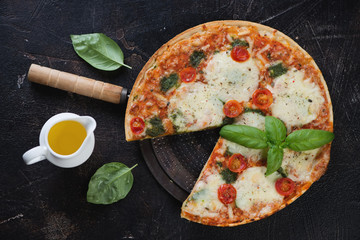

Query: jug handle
[23,146,47,165]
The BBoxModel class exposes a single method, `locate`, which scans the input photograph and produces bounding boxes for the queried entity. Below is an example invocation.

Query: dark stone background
[1,0,359,239]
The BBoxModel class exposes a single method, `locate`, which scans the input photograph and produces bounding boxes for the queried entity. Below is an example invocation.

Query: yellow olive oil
[48,120,87,155]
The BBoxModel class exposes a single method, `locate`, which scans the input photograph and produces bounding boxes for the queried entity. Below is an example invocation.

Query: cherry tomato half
[231,46,250,62]
[228,154,247,173]
[275,178,295,196]
[180,67,197,83]
[252,88,273,109]
[223,100,244,118]
[130,117,145,134]
[218,184,237,205]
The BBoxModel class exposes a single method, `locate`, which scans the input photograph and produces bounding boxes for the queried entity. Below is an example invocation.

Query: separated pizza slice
[181,111,331,226]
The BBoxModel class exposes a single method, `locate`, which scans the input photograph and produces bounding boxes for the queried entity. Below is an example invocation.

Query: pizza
[124,21,333,226]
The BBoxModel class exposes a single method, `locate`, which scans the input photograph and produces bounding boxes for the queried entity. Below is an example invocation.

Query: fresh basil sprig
[71,33,131,71]
[87,162,137,204]
[220,116,334,176]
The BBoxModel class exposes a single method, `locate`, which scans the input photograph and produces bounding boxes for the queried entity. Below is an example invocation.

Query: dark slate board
[1,0,360,239]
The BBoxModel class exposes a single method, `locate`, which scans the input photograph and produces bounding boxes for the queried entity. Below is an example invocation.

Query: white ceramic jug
[22,113,96,168]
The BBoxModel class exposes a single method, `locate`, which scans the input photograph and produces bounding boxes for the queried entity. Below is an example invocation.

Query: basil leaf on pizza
[220,168,238,184]
[220,125,268,149]
[268,62,287,78]
[244,107,265,116]
[265,116,287,144]
[190,50,206,67]
[265,145,284,176]
[160,73,179,92]
[221,116,334,176]
[231,39,249,48]
[277,167,288,178]
[285,129,335,151]
[146,116,166,137]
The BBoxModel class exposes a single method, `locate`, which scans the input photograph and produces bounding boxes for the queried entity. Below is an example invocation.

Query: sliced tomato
[252,88,273,109]
[130,117,145,134]
[180,67,196,83]
[218,184,237,204]
[275,178,295,196]
[228,154,247,173]
[223,100,243,118]
[231,46,250,62]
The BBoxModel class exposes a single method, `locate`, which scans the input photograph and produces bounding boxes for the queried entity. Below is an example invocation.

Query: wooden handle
[28,64,127,104]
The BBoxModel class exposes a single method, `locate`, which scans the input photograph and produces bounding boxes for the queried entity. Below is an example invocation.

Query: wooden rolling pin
[28,64,128,104]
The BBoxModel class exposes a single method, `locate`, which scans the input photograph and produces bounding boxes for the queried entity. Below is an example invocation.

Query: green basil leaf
[220,125,268,149]
[244,107,265,116]
[222,116,235,125]
[285,129,334,151]
[277,167,288,178]
[265,116,287,144]
[160,73,179,92]
[268,63,287,78]
[265,145,283,176]
[220,168,238,184]
[224,147,233,158]
[87,162,137,204]
[231,39,249,48]
[71,33,131,71]
[190,50,206,68]
[146,116,165,137]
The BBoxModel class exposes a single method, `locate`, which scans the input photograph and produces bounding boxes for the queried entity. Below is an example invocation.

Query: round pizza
[125,21,333,226]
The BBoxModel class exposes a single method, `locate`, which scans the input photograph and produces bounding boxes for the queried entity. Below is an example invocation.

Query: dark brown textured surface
[1,0,359,239]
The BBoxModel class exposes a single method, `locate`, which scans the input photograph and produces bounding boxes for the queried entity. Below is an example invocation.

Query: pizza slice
[180,112,332,226]
[124,21,333,226]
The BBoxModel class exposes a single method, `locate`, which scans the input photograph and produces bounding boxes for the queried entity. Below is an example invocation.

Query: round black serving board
[140,129,219,202]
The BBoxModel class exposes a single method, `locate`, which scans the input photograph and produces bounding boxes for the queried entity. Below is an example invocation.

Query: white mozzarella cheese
[168,51,260,132]
[281,148,320,182]
[268,68,325,127]
[184,172,226,218]
[168,82,224,132]
[204,52,260,103]
[234,167,283,213]
[234,111,266,130]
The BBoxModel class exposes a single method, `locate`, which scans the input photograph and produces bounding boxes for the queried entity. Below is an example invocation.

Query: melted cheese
[168,82,224,132]
[183,172,226,218]
[204,52,260,103]
[234,167,283,214]
[234,111,266,130]
[168,51,260,132]
[268,68,325,127]
[281,148,320,182]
